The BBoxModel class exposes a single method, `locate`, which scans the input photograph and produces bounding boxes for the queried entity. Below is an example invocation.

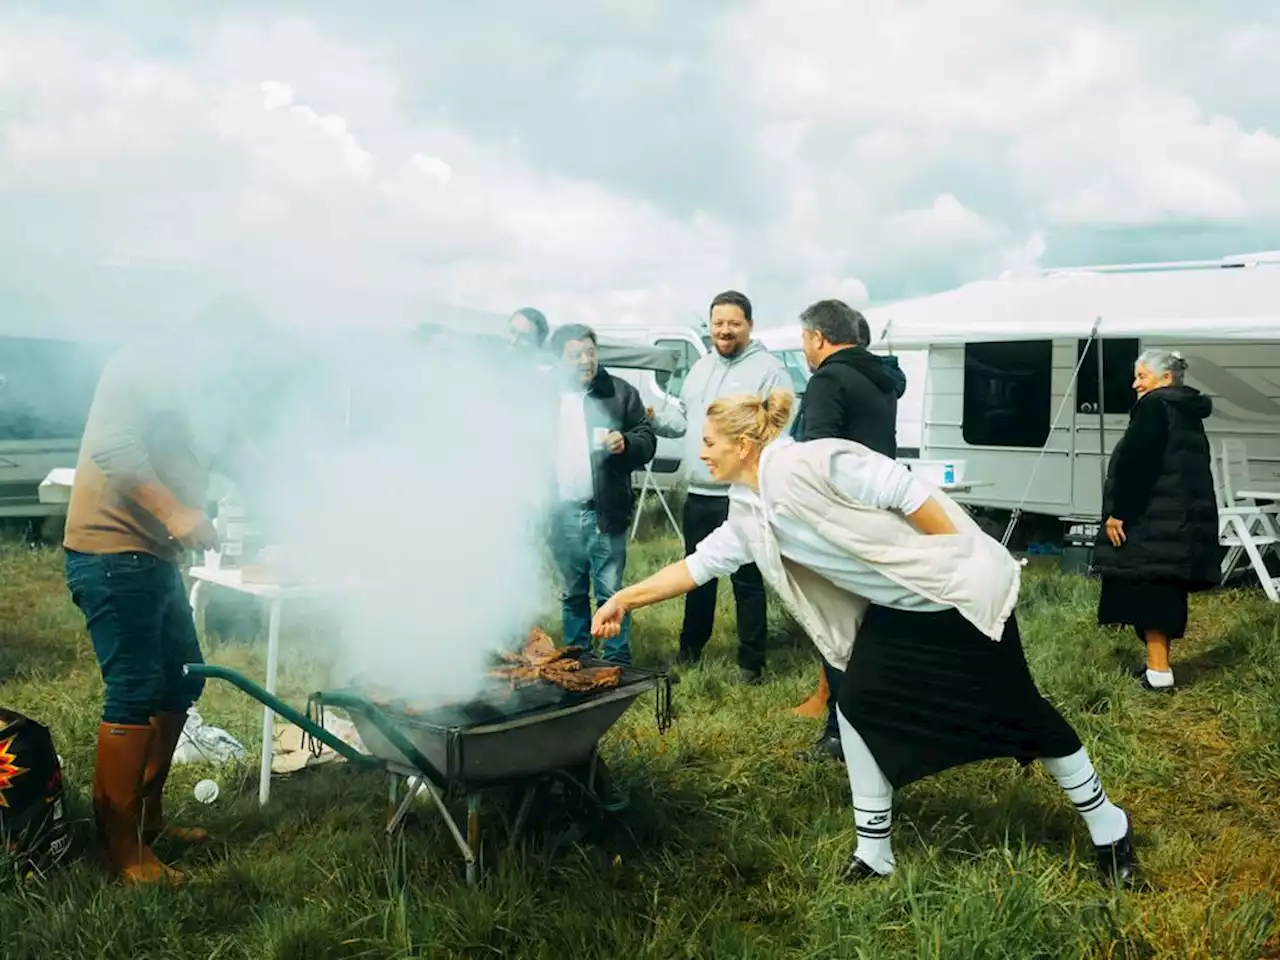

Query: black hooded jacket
[791,347,905,457]
[1091,385,1221,588]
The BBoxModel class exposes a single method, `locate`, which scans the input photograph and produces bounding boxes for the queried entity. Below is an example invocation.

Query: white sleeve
[684,518,752,585]
[650,397,687,438]
[829,451,932,514]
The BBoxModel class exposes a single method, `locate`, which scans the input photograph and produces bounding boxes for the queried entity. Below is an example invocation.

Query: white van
[587,323,711,490]
[0,334,114,519]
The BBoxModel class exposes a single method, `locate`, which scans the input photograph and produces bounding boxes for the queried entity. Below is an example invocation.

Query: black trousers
[679,493,768,672]
[821,657,843,739]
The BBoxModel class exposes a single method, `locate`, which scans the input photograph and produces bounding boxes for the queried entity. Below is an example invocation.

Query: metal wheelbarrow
[185,662,673,884]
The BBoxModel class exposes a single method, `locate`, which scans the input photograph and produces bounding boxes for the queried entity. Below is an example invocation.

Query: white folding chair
[1213,451,1280,601]
[1220,438,1280,523]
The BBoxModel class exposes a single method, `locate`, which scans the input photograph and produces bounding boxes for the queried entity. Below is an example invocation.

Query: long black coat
[1091,386,1220,589]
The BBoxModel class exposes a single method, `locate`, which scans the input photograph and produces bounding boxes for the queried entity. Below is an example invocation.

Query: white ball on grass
[193,779,220,804]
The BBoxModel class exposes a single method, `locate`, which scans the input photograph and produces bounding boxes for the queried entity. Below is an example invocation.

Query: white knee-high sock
[1040,749,1129,846]
[836,711,895,875]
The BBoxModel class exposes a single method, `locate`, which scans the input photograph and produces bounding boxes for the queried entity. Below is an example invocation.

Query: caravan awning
[417,329,681,374]
[865,264,1280,348]
[595,341,680,374]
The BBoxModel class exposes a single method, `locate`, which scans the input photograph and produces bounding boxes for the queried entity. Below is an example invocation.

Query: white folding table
[186,566,337,806]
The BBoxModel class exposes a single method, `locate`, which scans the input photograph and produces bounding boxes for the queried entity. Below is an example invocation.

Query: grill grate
[332,661,666,731]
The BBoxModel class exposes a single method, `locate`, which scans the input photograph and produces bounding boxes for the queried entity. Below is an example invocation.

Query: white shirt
[685,451,949,612]
[556,389,595,502]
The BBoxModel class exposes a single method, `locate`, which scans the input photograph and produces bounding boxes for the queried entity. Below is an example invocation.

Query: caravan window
[1075,338,1139,415]
[654,338,697,396]
[962,341,1052,448]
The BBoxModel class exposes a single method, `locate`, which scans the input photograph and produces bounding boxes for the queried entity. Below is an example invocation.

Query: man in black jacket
[792,299,909,761]
[791,299,906,455]
[548,324,657,664]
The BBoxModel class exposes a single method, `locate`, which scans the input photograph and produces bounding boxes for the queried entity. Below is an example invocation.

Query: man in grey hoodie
[651,290,789,682]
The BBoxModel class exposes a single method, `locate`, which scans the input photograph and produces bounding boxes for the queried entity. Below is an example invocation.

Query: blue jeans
[65,550,206,726]
[549,505,631,663]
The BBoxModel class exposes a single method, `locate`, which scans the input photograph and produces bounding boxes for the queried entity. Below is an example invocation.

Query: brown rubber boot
[792,667,829,719]
[92,722,184,885]
[142,712,209,845]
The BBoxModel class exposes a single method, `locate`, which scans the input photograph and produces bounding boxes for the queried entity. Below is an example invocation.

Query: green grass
[2,531,1280,959]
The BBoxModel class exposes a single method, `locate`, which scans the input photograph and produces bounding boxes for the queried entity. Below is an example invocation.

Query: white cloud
[410,153,452,184]
[0,2,1278,333]
[887,194,1005,251]
[723,0,1280,286]
[259,80,295,111]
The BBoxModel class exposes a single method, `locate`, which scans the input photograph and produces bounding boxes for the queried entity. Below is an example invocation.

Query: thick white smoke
[204,321,564,703]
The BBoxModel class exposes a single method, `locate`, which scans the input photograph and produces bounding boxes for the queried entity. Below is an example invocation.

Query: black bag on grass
[0,708,71,878]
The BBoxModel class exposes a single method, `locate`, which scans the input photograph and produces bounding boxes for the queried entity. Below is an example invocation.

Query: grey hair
[1136,348,1188,386]
[798,299,871,347]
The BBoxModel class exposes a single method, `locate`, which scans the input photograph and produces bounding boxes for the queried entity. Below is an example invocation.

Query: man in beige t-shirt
[64,343,223,885]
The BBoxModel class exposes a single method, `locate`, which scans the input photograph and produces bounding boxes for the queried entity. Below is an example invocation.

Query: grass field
[2,530,1279,960]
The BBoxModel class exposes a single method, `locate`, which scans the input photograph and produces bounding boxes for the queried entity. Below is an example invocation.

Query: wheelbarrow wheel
[589,757,629,814]
[558,756,629,814]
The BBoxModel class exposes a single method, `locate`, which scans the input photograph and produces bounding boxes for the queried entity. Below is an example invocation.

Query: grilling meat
[490,627,622,693]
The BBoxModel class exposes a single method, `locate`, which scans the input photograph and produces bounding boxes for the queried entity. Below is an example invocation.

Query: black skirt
[836,606,1081,789]
[1097,578,1189,641]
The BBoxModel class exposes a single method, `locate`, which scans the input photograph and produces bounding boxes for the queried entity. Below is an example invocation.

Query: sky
[2,0,1279,336]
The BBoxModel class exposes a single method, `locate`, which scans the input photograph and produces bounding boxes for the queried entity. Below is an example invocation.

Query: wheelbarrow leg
[466,794,481,886]
[414,778,475,880]
[508,783,537,853]
[387,775,420,836]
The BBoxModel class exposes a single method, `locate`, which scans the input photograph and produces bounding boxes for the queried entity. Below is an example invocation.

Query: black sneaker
[840,854,889,884]
[738,667,764,686]
[1095,827,1142,890]
[795,733,843,763]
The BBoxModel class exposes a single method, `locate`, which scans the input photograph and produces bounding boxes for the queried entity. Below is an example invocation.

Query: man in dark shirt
[791,299,908,761]
[547,324,657,664]
[790,299,906,455]
[507,307,550,353]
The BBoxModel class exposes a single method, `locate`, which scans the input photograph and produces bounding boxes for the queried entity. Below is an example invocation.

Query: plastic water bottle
[943,463,956,486]
[217,494,245,569]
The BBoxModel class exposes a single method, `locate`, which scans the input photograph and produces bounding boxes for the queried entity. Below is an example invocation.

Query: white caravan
[862,256,1280,520]
[752,324,929,456]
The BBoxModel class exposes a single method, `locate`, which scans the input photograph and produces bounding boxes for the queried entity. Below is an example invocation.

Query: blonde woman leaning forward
[591,390,1139,888]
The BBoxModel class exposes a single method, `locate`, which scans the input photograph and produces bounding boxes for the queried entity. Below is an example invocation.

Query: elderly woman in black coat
[1092,349,1220,691]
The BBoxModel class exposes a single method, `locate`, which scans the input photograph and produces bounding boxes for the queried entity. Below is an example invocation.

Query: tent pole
[1095,316,1106,517]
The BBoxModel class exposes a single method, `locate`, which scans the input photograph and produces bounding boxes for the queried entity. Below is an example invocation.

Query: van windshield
[775,350,811,395]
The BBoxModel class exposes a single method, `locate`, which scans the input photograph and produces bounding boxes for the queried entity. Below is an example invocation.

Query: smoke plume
[181,313,564,703]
